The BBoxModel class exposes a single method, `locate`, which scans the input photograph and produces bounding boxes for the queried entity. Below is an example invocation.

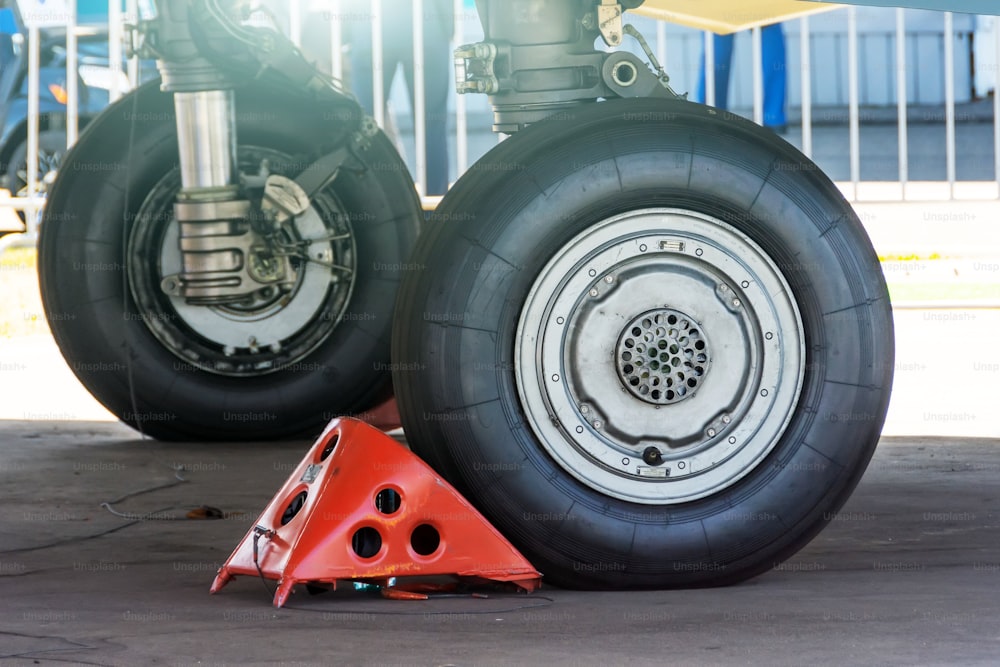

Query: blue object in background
[695,24,787,129]
[76,0,123,25]
[0,8,16,35]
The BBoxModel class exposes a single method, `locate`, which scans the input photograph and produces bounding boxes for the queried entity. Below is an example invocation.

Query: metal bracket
[261,175,310,227]
[454,42,499,95]
[597,1,624,47]
[292,145,352,200]
[623,24,681,95]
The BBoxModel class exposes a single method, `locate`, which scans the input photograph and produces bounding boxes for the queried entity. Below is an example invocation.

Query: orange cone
[210,418,542,607]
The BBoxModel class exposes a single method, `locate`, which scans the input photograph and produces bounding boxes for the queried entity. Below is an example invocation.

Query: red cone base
[210,418,542,607]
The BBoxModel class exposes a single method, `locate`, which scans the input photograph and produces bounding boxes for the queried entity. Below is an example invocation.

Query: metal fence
[3,1,1000,251]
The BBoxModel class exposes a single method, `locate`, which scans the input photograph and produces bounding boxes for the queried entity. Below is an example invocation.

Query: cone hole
[351,527,382,559]
[280,491,308,526]
[410,524,441,556]
[375,488,401,515]
[319,433,340,461]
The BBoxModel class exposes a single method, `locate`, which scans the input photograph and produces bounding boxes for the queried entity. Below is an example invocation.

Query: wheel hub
[515,208,805,505]
[127,148,356,377]
[615,308,710,405]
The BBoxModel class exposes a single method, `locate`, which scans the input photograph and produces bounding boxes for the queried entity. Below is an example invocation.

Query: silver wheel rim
[127,148,356,377]
[515,208,805,505]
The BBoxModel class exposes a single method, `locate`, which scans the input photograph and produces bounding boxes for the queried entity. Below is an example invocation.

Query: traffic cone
[210,418,542,607]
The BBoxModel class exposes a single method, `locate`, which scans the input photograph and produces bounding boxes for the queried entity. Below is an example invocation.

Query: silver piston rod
[174,90,239,193]
[164,89,288,305]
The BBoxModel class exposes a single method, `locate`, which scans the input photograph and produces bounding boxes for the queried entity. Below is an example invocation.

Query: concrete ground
[1,422,999,666]
[3,202,1000,665]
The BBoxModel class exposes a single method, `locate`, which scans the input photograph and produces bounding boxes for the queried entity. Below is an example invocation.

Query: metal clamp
[454,42,499,95]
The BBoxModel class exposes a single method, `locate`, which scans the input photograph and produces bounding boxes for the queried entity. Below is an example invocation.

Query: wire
[0,632,98,661]
[252,526,278,598]
[102,466,188,506]
[0,466,193,554]
[0,518,146,555]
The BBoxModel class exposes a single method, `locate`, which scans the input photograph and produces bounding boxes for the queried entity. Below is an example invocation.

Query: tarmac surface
[2,422,1000,666]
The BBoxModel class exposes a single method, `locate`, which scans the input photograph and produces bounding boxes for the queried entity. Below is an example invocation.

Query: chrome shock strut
[138,0,296,305]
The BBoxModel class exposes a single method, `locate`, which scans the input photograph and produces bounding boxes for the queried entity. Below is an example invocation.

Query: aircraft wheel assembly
[392,97,894,587]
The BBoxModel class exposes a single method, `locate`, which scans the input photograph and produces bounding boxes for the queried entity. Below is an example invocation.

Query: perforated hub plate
[616,308,710,405]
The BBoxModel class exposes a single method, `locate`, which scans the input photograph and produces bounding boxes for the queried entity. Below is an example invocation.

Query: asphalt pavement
[1,420,1000,666]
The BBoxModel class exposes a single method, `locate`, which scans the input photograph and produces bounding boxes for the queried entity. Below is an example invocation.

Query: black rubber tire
[6,129,67,222]
[392,98,894,588]
[38,80,420,441]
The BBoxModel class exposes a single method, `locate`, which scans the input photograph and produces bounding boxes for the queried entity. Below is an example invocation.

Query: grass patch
[0,247,36,270]
[0,247,45,338]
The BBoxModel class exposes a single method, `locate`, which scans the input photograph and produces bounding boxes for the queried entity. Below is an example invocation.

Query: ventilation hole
[670,344,679,354]
[351,527,382,559]
[632,327,641,336]
[374,488,401,515]
[689,329,699,336]
[410,524,441,556]
[672,357,681,367]
[660,353,669,363]
[678,372,685,380]
[320,434,339,461]
[643,332,654,343]
[667,315,677,325]
[651,377,660,387]
[650,361,660,371]
[695,340,706,350]
[622,351,632,361]
[658,340,667,350]
[625,338,635,348]
[697,353,707,363]
[666,390,675,400]
[651,390,661,400]
[688,378,698,388]
[656,327,666,337]
[639,385,649,395]
[695,366,705,376]
[623,364,634,374]
[668,328,677,338]
[642,318,652,328]
[649,349,657,357]
[677,385,687,396]
[280,491,308,526]
[630,377,640,386]
[666,378,674,387]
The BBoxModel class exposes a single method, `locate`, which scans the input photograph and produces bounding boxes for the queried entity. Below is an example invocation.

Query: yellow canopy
[630,0,843,34]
